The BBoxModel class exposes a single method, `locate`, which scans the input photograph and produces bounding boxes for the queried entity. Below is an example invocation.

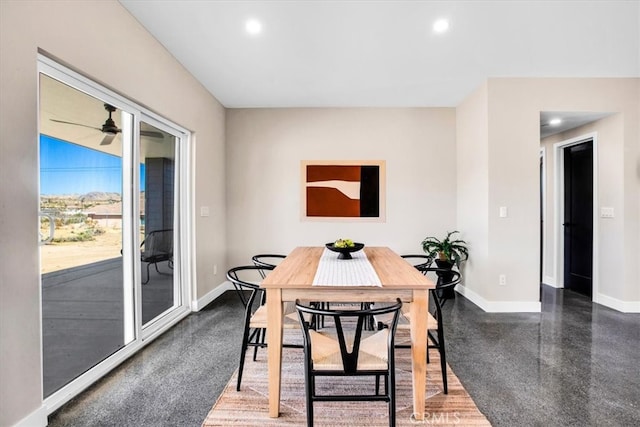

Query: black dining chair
[400,254,434,270]
[226,265,302,391]
[251,253,286,278]
[295,298,403,427]
[422,268,460,394]
[376,267,461,394]
[252,253,330,329]
[227,254,286,306]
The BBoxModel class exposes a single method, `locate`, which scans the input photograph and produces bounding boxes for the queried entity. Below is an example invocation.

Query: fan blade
[140,130,164,139]
[100,133,117,146]
[53,118,162,140]
[50,119,101,131]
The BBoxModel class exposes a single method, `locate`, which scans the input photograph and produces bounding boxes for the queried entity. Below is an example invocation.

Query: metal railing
[39,212,55,245]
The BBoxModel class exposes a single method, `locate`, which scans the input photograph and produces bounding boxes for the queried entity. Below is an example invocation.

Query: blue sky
[40,134,144,195]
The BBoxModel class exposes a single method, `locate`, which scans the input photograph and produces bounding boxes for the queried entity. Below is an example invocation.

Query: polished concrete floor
[443,287,640,426]
[47,286,640,426]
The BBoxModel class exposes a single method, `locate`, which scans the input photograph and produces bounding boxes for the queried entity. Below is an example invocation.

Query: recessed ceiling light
[245,19,262,35]
[549,118,562,126]
[433,19,449,34]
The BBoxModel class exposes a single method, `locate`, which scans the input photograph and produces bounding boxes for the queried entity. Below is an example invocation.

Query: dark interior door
[563,141,593,297]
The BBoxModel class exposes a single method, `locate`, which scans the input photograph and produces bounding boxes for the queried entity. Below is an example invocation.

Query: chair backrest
[141,229,173,259]
[251,254,286,278]
[295,299,403,374]
[416,266,461,324]
[400,254,434,270]
[227,265,273,309]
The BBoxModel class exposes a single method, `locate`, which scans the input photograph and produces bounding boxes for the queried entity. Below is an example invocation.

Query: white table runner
[312,248,382,286]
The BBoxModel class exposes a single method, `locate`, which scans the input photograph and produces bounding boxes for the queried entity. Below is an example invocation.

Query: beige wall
[0,1,226,425]
[225,108,457,267]
[457,78,638,311]
[456,82,490,298]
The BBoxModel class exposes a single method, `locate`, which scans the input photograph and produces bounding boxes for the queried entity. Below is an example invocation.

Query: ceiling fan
[50,103,164,145]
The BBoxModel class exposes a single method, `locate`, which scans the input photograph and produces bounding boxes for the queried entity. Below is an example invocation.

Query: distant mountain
[41,192,142,200]
[82,192,122,201]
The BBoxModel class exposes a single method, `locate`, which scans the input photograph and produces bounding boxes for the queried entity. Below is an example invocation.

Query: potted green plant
[421,230,469,269]
[421,231,468,298]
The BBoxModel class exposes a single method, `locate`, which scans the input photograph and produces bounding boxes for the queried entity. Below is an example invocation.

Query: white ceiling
[539,111,614,138]
[119,0,639,108]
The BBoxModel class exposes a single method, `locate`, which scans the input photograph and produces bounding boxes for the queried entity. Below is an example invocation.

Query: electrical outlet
[600,207,614,218]
[213,264,218,275]
[499,274,507,286]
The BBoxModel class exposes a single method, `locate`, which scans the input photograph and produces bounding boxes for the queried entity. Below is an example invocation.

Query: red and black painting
[305,164,381,218]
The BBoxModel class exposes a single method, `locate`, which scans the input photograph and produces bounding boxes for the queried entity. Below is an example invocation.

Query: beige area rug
[203,331,490,426]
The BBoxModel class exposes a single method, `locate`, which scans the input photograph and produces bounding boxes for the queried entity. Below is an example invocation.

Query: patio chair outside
[141,229,173,284]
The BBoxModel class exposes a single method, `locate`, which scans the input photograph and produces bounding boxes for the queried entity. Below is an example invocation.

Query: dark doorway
[563,140,593,298]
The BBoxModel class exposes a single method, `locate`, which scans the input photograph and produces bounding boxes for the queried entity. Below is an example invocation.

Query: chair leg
[236,326,252,391]
[233,284,248,307]
[253,328,265,361]
[305,374,314,427]
[154,260,173,276]
[385,374,389,395]
[435,328,448,394]
[389,372,396,427]
[142,262,151,285]
[439,343,448,394]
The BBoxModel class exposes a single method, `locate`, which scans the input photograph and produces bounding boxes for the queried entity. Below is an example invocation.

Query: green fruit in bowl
[334,238,355,248]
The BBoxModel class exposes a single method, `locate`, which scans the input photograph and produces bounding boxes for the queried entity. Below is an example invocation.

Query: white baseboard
[596,293,640,313]
[456,284,541,313]
[543,275,561,288]
[12,405,47,427]
[192,281,233,311]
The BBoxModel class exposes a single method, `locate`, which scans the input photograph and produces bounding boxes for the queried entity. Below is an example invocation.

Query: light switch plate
[499,206,508,218]
[200,206,210,217]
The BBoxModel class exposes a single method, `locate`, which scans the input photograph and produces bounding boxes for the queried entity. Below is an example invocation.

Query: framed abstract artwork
[301,160,386,221]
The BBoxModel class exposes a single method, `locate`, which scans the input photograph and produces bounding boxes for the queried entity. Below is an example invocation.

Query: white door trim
[552,132,599,302]
[539,147,547,286]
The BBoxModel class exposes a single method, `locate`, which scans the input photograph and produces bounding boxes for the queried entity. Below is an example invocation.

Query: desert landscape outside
[39,193,145,273]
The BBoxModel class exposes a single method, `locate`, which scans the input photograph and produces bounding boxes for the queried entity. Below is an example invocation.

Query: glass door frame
[38,55,194,414]
[137,113,192,339]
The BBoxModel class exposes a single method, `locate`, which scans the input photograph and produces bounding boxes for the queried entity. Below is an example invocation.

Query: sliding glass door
[38,58,191,410]
[39,74,132,397]
[138,120,179,327]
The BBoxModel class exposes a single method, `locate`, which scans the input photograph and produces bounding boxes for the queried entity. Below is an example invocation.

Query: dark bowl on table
[325,242,365,260]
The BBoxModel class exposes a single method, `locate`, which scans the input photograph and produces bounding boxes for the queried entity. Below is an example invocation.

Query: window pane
[40,74,127,397]
[139,121,177,326]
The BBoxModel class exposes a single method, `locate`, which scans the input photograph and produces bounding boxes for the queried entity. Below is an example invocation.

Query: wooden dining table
[261,246,435,421]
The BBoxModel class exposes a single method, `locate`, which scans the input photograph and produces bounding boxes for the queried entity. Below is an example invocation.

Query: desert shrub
[51,226,104,243]
[65,213,87,225]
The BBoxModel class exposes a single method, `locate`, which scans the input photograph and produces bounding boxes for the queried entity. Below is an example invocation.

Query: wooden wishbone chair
[226,265,301,391]
[295,298,403,427]
[251,253,286,278]
[376,267,461,394]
